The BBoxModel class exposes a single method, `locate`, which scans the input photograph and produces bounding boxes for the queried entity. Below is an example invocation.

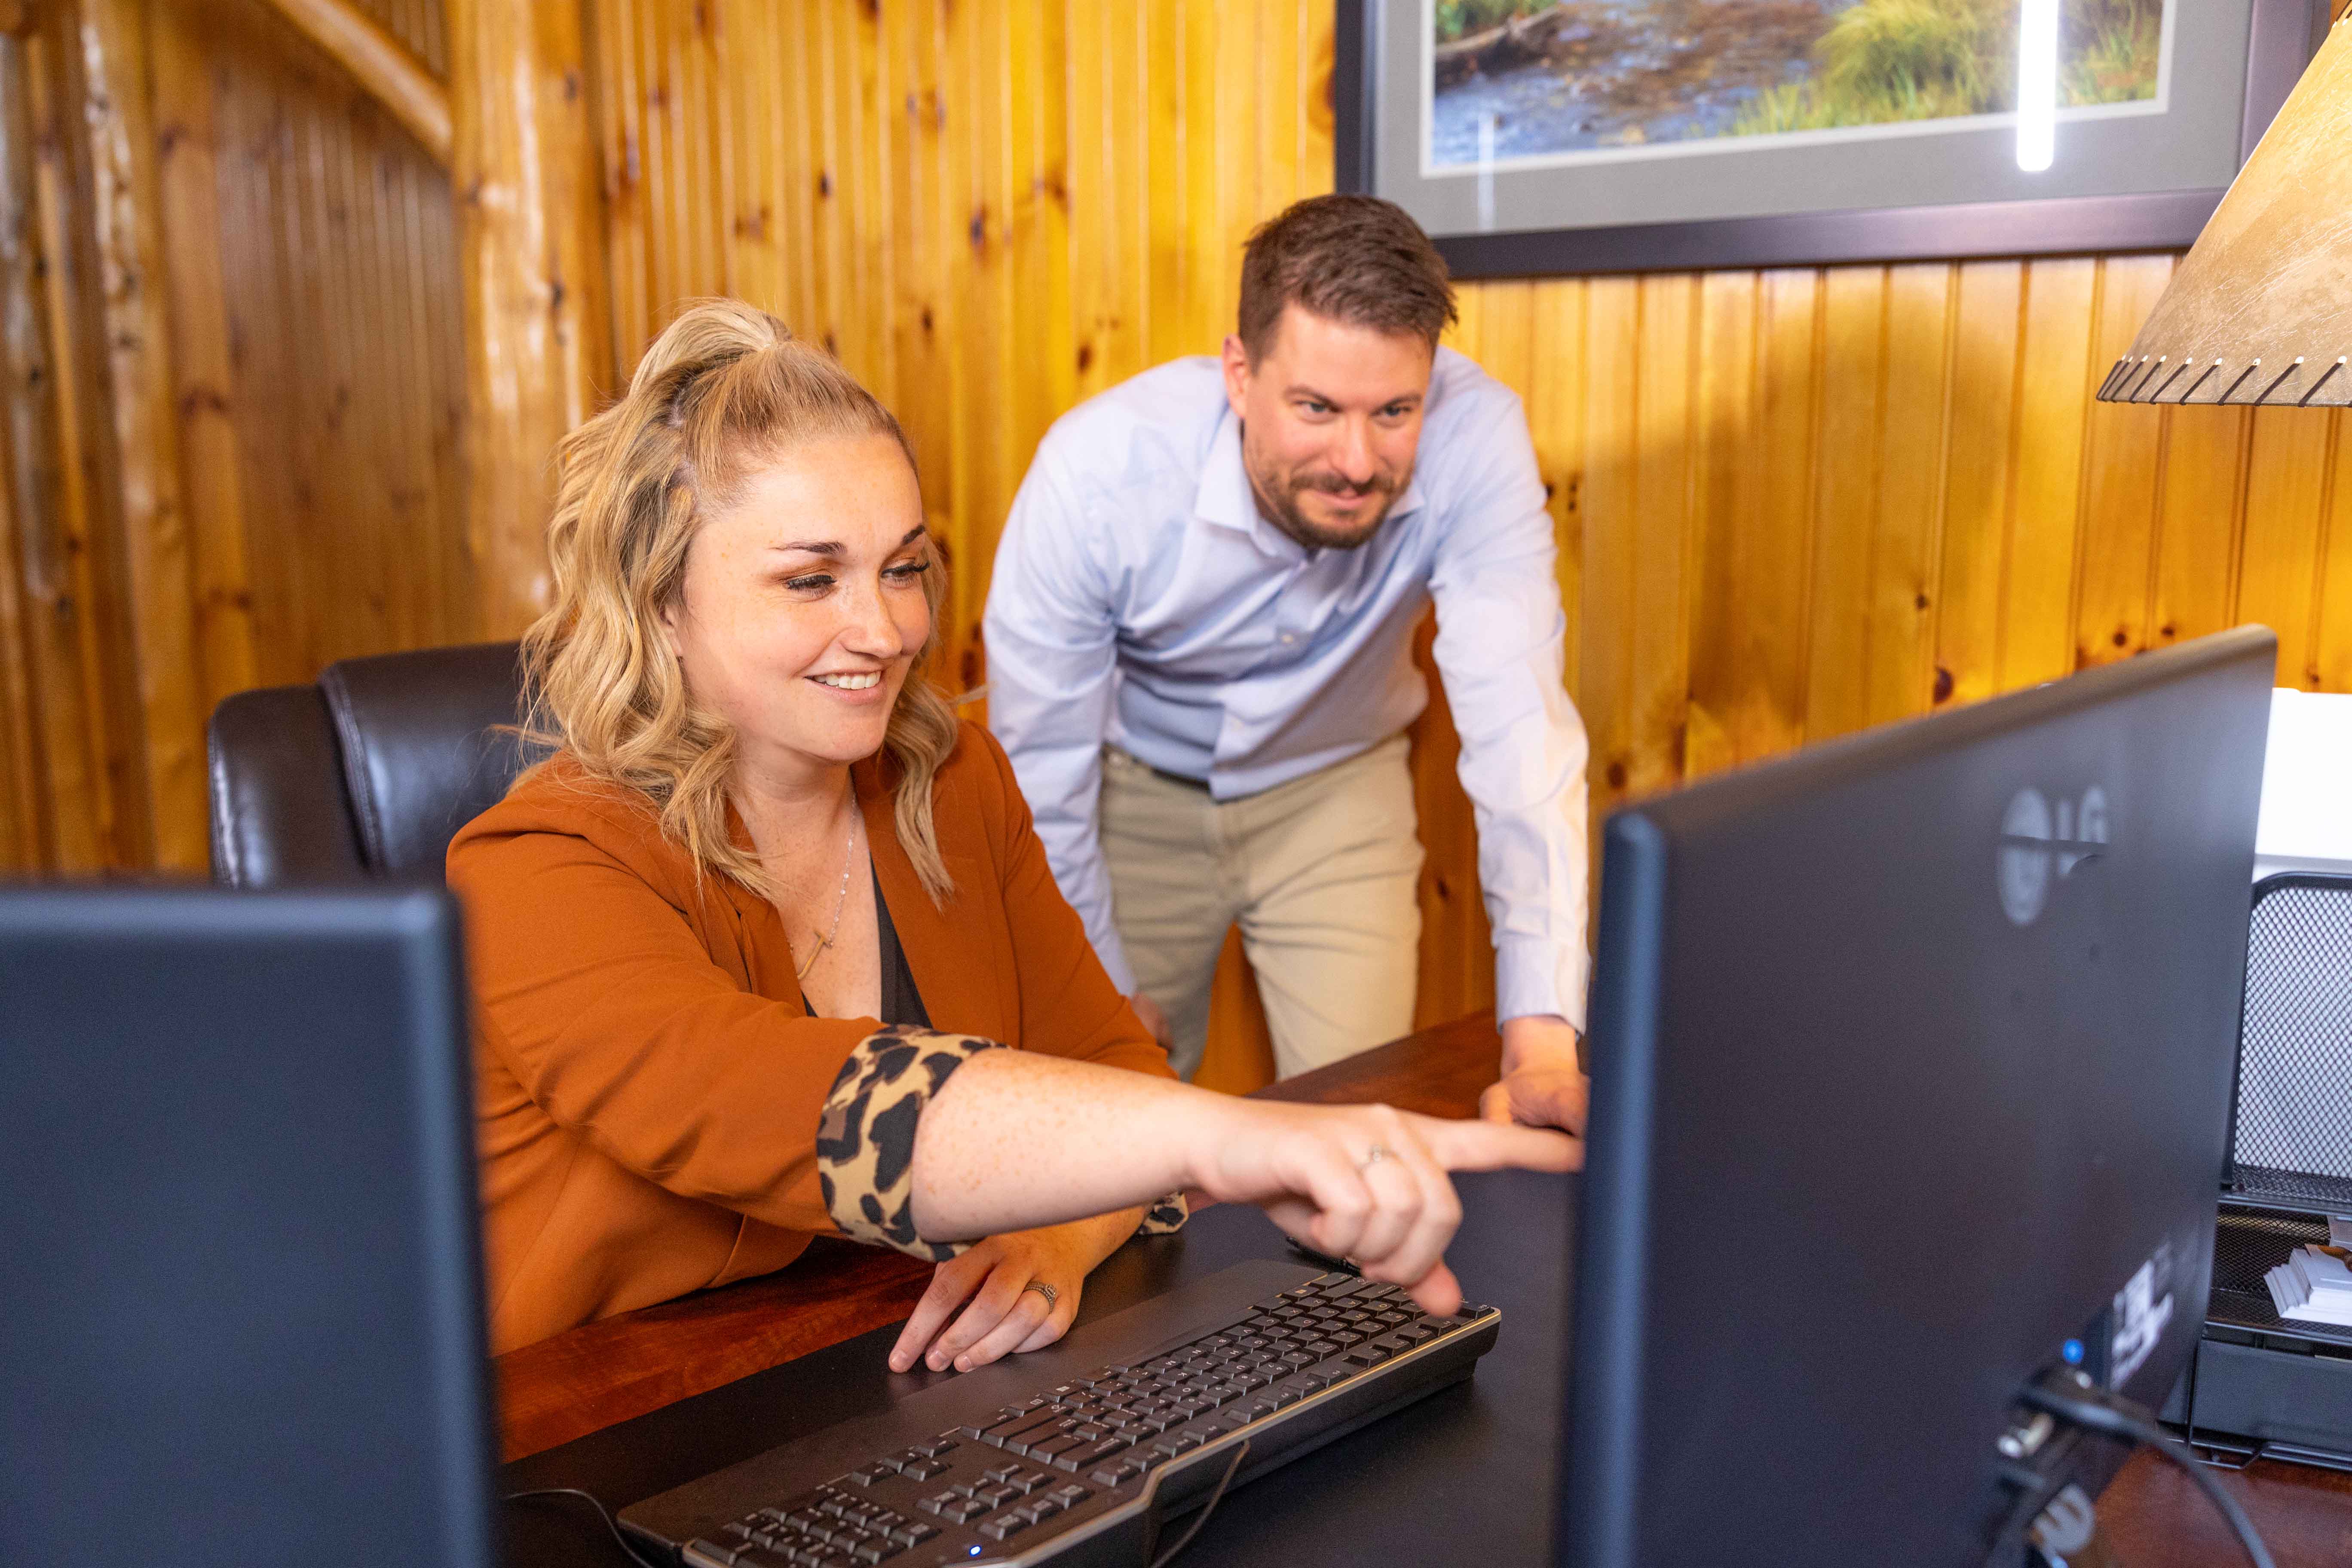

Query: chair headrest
[317,642,534,879]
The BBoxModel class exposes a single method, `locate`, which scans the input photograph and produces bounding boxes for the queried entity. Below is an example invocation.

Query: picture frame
[1334,0,2326,279]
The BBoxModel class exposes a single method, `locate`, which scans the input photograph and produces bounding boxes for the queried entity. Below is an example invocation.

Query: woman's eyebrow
[767,527,924,557]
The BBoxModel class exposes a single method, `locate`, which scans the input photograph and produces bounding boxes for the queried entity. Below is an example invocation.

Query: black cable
[1147,1438,1251,1568]
[503,1486,667,1568]
[2018,1380,2276,1568]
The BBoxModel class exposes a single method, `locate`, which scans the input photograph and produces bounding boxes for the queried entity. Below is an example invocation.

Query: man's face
[1222,304,1433,551]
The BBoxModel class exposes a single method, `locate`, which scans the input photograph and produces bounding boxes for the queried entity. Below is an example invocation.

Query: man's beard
[1243,441,1409,553]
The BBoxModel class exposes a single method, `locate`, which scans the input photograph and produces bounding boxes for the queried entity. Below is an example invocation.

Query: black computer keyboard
[652,1267,1500,1568]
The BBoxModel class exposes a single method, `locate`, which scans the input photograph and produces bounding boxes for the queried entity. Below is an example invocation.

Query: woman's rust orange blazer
[447,720,1173,1354]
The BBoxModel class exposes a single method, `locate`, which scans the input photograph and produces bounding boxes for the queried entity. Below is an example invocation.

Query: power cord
[503,1487,667,1568]
[1147,1439,1250,1568]
[2018,1377,2276,1568]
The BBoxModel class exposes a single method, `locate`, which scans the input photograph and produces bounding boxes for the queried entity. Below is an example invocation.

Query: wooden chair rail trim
[255,0,449,166]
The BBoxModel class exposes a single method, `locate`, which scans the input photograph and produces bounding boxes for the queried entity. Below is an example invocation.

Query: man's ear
[1220,334,1252,423]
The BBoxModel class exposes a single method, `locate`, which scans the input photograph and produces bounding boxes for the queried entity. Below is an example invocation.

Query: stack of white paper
[2266,1244,2352,1326]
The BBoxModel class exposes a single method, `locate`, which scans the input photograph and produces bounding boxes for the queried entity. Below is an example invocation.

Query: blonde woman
[450,301,1574,1360]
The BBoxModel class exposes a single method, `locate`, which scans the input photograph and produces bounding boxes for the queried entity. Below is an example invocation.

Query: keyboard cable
[2018,1378,2275,1568]
[502,1486,666,1568]
[1147,1438,1250,1568]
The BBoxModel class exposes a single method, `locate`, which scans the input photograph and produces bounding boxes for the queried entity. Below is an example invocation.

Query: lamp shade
[2098,14,2352,407]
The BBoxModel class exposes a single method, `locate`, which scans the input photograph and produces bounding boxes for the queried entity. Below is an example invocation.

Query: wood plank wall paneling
[170,0,470,687]
[0,0,2346,1095]
[580,0,2352,1092]
[0,0,466,874]
[352,0,447,79]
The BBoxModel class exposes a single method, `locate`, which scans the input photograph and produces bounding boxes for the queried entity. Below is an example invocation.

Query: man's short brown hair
[1237,194,1457,363]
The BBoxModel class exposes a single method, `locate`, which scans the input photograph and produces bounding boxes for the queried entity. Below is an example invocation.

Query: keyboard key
[1002,1409,1073,1444]
[1344,1347,1389,1367]
[888,1524,939,1547]
[958,1412,1023,1442]
[976,1513,1031,1541]
[975,1483,1018,1506]
[1075,1436,1131,1465]
[900,1460,950,1482]
[688,1541,741,1566]
[1297,1372,1335,1392]
[1026,1497,1065,1520]
[846,1464,892,1486]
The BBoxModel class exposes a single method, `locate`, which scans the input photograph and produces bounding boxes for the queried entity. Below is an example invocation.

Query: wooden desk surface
[493,1011,2352,1565]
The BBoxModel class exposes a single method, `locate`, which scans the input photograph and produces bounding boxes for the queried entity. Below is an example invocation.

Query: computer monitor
[0,886,496,1568]
[1561,627,2275,1567]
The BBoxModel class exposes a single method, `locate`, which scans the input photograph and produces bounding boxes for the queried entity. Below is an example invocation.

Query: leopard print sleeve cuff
[815,1026,1194,1259]
[817,1026,1001,1261]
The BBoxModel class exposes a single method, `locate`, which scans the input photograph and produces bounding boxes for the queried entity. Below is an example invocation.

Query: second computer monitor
[1562,628,2274,1567]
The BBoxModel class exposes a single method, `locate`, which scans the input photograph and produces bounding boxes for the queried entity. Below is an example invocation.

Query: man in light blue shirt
[985,196,1587,1131]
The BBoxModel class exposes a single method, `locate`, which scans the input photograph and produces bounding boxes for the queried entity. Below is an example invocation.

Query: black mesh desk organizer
[2167,873,2352,1468]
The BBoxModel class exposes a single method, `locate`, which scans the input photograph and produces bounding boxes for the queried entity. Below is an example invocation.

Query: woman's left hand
[888,1208,1139,1374]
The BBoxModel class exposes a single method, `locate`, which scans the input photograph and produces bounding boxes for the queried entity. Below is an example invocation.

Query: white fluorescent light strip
[2017,0,2061,172]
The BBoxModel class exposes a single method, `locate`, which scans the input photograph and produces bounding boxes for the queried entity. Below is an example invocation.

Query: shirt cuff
[817,1026,1003,1260]
[1494,932,1591,1034]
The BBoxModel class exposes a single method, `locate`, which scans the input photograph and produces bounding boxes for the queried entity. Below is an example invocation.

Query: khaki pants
[1099,736,1422,1081]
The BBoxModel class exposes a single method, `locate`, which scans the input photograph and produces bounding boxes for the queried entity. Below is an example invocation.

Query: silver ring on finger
[1356,1145,1397,1170]
[1023,1280,1059,1309]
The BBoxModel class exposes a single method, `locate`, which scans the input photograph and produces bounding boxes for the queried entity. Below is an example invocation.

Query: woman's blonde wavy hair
[519,299,960,903]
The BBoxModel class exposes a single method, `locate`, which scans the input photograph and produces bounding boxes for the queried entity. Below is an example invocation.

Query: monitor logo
[1998,785,2110,926]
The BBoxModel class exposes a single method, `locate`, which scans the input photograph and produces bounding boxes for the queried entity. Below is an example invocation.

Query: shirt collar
[1194,404,1431,555]
[1195,411,1272,545]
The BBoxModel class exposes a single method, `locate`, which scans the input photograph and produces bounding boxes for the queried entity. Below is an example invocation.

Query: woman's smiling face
[659,431,933,786]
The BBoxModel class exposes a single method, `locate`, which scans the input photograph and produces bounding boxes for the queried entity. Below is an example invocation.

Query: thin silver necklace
[796,812,861,983]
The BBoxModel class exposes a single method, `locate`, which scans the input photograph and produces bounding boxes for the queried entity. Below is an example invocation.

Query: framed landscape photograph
[1333,0,2324,277]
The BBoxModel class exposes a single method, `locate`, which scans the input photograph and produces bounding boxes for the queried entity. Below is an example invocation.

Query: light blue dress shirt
[983,348,1590,1028]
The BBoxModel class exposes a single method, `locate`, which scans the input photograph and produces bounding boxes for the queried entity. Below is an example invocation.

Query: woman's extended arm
[907,1048,1577,1316]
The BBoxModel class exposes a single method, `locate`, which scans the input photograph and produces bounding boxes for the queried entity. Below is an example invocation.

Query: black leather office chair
[206,642,534,888]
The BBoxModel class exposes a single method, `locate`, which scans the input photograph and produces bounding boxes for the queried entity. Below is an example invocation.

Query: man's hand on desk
[1484,1014,1590,1140]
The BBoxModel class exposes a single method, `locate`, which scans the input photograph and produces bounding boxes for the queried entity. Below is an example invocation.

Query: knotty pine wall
[583,0,2351,1089]
[0,0,466,875]
[4,0,2347,1093]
